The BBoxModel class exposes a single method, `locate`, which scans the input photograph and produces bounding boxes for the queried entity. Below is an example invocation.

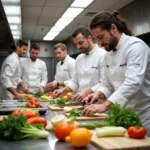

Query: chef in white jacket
[83,11,150,128]
[20,43,48,94]
[0,40,28,100]
[53,27,106,101]
[46,43,75,89]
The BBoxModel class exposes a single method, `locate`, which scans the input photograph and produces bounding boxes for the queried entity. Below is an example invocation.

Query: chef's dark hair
[11,40,28,51]
[72,26,92,38]
[89,11,132,36]
[30,43,40,50]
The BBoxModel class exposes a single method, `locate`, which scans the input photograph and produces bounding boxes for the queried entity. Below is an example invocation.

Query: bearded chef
[20,43,48,94]
[83,11,150,129]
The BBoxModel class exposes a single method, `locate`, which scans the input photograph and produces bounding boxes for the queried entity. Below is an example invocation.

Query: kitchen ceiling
[21,0,134,41]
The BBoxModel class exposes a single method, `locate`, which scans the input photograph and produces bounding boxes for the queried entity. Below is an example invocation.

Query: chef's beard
[30,56,37,61]
[102,32,118,52]
[79,41,92,55]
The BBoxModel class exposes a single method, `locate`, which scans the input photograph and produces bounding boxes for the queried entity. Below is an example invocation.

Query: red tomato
[128,126,147,139]
[11,110,39,119]
[27,117,47,127]
[54,123,72,141]
[48,92,53,97]
[27,103,37,108]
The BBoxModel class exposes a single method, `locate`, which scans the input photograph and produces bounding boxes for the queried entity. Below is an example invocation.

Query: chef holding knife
[53,26,106,100]
[0,40,28,100]
[20,43,48,94]
[82,11,150,128]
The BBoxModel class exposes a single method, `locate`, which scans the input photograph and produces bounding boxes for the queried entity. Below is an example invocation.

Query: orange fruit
[66,92,73,98]
[65,128,92,147]
[62,96,68,101]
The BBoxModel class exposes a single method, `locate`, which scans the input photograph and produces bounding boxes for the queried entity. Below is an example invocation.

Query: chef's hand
[72,92,87,102]
[22,85,29,93]
[83,92,100,105]
[45,82,57,90]
[53,89,64,98]
[83,104,107,116]
[39,86,44,94]
[14,93,25,100]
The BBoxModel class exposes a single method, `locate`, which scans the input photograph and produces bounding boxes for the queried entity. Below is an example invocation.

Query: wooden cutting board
[0,116,7,121]
[65,113,107,121]
[91,130,150,150]
[48,105,83,111]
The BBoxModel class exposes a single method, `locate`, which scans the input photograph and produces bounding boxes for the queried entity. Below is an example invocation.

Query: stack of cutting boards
[91,130,150,150]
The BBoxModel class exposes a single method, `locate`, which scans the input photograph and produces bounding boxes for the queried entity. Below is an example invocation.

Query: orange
[66,92,73,98]
[65,128,92,147]
[62,96,68,101]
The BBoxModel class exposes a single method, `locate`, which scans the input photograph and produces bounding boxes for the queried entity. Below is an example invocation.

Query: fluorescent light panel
[71,0,94,8]
[55,18,73,26]
[3,5,21,16]
[50,26,65,32]
[13,35,20,39]
[10,25,18,30]
[12,30,21,35]
[62,8,84,18]
[7,16,21,24]
[44,32,59,41]
[2,0,20,3]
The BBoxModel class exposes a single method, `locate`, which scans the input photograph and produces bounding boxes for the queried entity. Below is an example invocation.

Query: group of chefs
[0,11,150,129]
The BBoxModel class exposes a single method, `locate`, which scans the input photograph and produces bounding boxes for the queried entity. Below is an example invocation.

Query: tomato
[27,103,37,108]
[27,117,47,127]
[48,92,53,97]
[128,126,147,139]
[18,90,24,94]
[62,96,69,101]
[54,123,72,141]
[11,110,39,119]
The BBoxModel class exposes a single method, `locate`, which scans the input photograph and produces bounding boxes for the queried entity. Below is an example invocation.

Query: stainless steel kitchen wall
[120,0,150,37]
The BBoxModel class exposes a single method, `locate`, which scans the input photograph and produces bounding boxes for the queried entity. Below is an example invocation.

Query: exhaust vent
[85,12,97,17]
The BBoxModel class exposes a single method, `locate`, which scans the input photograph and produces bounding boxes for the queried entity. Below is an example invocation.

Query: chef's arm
[7,87,18,97]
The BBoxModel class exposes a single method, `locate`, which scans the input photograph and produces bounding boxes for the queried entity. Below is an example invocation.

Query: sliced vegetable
[0,115,49,140]
[96,126,127,137]
[128,126,147,139]
[34,92,43,97]
[51,115,67,127]
[63,107,73,112]
[27,117,47,127]
[40,95,52,101]
[68,109,84,118]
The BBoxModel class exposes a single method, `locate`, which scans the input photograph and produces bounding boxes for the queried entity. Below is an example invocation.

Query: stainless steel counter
[0,110,99,150]
[0,108,150,150]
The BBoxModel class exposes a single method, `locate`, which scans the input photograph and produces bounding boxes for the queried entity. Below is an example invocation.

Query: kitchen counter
[0,110,99,150]
[0,109,150,150]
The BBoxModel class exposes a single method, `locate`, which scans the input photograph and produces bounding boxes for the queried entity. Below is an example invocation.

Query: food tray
[0,100,47,115]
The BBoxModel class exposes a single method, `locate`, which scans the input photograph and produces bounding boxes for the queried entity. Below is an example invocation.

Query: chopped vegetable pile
[50,97,71,106]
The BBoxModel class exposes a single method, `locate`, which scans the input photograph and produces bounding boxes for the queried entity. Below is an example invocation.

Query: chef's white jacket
[54,55,75,85]
[67,46,106,93]
[0,52,21,99]
[20,58,48,93]
[96,33,150,127]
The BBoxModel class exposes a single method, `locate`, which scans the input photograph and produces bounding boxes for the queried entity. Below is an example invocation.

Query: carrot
[27,117,47,127]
